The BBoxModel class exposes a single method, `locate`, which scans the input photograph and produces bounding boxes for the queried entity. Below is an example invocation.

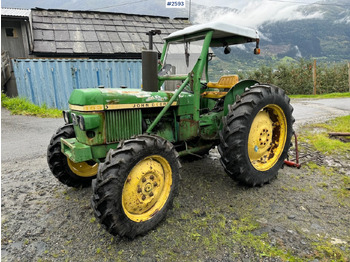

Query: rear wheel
[91,135,180,238]
[218,84,294,186]
[47,125,98,187]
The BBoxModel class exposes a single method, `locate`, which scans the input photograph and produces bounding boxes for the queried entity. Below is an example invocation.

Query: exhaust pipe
[142,30,161,92]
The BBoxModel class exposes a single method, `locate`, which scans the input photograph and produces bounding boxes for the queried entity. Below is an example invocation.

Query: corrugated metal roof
[31,8,190,57]
[1,7,31,18]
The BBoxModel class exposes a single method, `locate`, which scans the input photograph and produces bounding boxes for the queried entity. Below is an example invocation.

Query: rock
[270,238,277,246]
[301,228,310,233]
[272,226,285,233]
[330,238,347,245]
[299,206,307,211]
[256,218,267,224]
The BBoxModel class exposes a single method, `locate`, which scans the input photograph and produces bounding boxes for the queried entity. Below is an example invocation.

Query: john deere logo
[106,102,178,110]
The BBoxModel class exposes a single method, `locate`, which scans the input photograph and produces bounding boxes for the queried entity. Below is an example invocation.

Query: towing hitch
[284,132,301,169]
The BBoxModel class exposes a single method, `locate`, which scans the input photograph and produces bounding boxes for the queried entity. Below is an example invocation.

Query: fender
[223,80,259,115]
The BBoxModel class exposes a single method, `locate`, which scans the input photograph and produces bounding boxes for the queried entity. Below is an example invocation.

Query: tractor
[47,21,294,238]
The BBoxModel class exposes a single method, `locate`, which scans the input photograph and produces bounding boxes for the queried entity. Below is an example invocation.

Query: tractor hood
[68,88,192,111]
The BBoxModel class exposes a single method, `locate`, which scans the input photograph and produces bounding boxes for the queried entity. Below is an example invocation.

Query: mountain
[201,1,349,71]
[260,2,350,61]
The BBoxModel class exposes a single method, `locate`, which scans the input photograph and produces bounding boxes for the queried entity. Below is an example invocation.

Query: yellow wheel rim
[67,159,98,177]
[248,104,287,171]
[122,155,172,223]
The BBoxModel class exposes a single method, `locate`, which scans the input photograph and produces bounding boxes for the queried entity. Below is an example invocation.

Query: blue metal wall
[12,59,142,110]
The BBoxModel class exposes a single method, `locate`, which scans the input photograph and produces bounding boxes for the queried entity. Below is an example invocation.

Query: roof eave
[28,52,144,59]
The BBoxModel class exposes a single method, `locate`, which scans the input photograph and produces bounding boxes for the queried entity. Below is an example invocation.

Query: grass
[306,161,350,206]
[299,115,350,155]
[302,115,350,207]
[311,238,349,262]
[147,204,304,262]
[1,93,62,118]
[289,92,350,99]
[314,115,350,133]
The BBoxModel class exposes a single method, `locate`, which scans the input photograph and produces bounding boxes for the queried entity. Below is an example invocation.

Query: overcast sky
[192,0,320,9]
[1,0,330,29]
[2,0,322,10]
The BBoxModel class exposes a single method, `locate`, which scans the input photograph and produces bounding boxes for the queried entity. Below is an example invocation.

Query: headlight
[71,113,78,125]
[76,114,101,131]
[77,115,86,131]
[62,110,70,124]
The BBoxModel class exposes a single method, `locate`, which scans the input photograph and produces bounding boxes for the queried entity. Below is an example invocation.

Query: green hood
[68,88,193,111]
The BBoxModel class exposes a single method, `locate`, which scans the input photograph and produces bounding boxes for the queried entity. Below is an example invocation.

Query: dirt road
[292,98,350,127]
[1,98,350,261]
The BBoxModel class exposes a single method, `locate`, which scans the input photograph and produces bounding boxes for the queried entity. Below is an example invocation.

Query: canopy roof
[165,21,259,46]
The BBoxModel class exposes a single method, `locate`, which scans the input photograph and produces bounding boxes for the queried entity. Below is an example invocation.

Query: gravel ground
[1,102,350,261]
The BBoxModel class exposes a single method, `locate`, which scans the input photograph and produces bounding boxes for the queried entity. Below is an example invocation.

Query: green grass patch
[311,239,349,262]
[313,115,350,133]
[305,163,350,207]
[337,176,350,205]
[299,115,350,155]
[228,217,302,261]
[306,133,348,154]
[1,93,62,118]
[153,207,303,261]
[290,92,350,99]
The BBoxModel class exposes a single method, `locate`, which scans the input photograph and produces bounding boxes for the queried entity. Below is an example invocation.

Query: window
[163,40,203,76]
[5,28,17,38]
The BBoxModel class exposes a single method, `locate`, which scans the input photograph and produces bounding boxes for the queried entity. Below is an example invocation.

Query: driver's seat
[207,75,239,89]
[201,75,239,99]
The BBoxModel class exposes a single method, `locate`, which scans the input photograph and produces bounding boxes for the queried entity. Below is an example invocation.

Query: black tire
[91,135,181,238]
[47,125,97,188]
[218,84,294,186]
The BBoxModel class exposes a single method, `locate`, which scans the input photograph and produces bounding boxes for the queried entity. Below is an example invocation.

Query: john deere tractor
[47,21,294,238]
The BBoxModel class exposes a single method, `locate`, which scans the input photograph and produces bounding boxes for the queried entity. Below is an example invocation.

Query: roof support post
[192,30,213,121]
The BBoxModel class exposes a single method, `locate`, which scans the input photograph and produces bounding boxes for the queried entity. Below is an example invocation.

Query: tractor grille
[105,109,142,143]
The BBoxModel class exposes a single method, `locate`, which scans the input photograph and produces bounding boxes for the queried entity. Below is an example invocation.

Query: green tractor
[47,21,294,238]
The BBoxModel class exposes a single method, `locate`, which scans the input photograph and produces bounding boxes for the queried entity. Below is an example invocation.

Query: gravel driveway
[1,98,350,261]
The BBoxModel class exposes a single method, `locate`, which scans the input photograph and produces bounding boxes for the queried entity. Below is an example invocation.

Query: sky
[0,0,330,29]
[193,0,319,9]
[193,0,324,28]
[1,0,323,11]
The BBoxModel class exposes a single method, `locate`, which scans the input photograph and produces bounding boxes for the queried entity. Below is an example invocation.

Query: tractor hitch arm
[284,132,301,169]
[146,76,190,134]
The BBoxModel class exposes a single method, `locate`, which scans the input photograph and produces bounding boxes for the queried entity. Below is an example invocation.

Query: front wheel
[91,135,181,238]
[47,125,98,187]
[218,84,294,186]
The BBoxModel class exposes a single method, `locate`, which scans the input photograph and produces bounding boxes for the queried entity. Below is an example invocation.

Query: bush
[246,59,349,95]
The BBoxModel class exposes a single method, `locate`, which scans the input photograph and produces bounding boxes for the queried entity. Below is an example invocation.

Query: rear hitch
[284,132,301,169]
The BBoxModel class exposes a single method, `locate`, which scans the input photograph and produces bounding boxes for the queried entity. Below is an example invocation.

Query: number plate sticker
[166,1,186,8]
